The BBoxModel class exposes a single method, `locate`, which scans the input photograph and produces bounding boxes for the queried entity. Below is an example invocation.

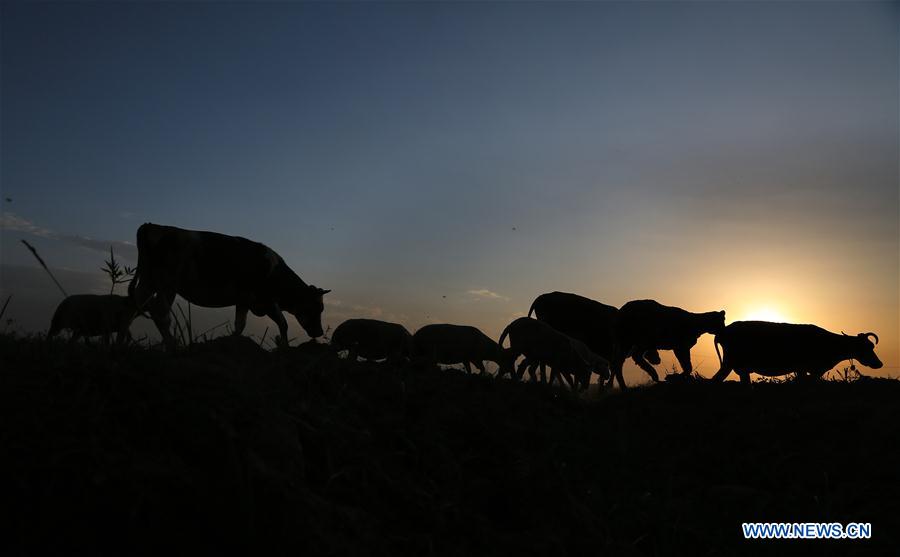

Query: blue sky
[2,1,897,380]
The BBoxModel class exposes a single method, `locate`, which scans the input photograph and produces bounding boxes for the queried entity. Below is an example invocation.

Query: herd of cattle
[46,223,884,388]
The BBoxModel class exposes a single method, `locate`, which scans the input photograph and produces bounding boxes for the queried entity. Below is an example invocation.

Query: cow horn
[865,332,879,345]
[320,288,331,295]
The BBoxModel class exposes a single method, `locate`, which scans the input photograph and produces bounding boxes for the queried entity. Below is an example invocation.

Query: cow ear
[319,288,331,295]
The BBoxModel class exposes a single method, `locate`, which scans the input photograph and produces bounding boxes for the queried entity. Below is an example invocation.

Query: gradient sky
[2,1,898,382]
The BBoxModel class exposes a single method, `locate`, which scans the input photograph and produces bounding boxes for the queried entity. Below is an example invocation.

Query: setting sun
[740,306,792,324]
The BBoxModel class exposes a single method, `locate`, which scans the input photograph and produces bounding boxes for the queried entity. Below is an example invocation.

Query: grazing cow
[528,291,660,388]
[498,317,610,391]
[48,294,140,345]
[412,323,514,375]
[616,299,725,387]
[331,318,413,363]
[710,321,882,384]
[129,223,329,349]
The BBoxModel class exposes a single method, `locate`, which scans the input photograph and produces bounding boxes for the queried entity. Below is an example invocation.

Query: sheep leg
[116,327,133,347]
[555,368,577,390]
[515,358,530,380]
[528,362,539,382]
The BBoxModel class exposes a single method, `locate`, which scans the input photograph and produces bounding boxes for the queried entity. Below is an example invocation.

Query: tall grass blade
[0,294,11,321]
[21,240,68,297]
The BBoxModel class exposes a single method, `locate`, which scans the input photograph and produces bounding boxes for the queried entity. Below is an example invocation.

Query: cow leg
[739,371,752,385]
[674,346,693,376]
[266,306,290,348]
[463,361,473,374]
[631,352,661,383]
[608,355,627,389]
[539,363,547,383]
[233,305,249,336]
[472,360,486,375]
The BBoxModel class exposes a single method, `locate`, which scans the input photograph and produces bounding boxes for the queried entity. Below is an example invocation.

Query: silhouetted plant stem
[21,239,68,298]
[0,295,11,321]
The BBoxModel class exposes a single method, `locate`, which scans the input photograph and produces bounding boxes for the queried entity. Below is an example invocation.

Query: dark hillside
[2,334,897,556]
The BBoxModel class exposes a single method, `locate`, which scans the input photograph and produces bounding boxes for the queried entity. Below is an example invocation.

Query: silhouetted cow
[413,324,514,375]
[331,318,412,363]
[48,294,140,345]
[528,291,660,388]
[616,299,725,387]
[129,223,329,349]
[499,317,610,391]
[710,321,882,384]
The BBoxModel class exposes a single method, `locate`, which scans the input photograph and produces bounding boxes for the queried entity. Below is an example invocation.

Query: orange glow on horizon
[738,305,792,324]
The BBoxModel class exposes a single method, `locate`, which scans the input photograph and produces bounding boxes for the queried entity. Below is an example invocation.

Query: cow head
[851,332,883,370]
[289,285,330,339]
[701,310,726,335]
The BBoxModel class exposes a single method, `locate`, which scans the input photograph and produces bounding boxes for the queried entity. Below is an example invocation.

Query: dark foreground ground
[2,334,898,557]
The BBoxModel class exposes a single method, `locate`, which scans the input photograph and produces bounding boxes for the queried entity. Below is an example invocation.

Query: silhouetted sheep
[498,317,610,391]
[331,318,412,363]
[412,323,514,375]
[48,294,139,345]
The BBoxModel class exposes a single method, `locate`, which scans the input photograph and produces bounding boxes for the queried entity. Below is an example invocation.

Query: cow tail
[127,267,140,301]
[498,323,512,349]
[128,223,152,308]
[714,334,724,367]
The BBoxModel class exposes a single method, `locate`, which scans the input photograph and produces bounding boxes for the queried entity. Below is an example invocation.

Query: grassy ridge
[2,333,898,556]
